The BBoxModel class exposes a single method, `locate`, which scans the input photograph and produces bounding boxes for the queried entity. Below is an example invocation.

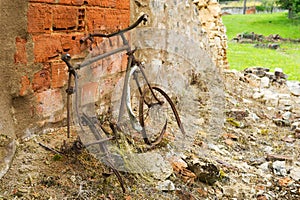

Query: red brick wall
[15,0,130,126]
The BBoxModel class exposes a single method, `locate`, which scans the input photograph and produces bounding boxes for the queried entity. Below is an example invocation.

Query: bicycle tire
[130,65,186,147]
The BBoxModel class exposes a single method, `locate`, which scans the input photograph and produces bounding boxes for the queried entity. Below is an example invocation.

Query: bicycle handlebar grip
[142,14,148,24]
[61,54,71,62]
[61,54,74,70]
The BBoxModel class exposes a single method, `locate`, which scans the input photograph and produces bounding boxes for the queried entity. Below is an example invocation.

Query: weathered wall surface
[130,0,225,138]
[195,0,229,69]
[10,0,130,138]
[0,0,227,178]
[6,0,227,139]
[0,0,27,180]
[131,0,228,69]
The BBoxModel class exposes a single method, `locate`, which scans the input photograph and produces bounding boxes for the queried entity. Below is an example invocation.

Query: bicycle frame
[63,13,185,146]
[61,14,186,193]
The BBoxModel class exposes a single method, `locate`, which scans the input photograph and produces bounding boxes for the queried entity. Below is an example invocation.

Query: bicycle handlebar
[80,14,148,44]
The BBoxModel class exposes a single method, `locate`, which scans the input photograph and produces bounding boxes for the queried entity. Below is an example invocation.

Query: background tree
[262,0,276,13]
[276,0,300,18]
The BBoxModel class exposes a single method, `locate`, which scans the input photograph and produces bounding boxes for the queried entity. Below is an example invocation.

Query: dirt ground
[0,70,300,200]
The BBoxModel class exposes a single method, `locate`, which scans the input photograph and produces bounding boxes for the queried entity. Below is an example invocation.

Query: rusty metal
[152,86,186,136]
[81,113,126,193]
[138,92,151,145]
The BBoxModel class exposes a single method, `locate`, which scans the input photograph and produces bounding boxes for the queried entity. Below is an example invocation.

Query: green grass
[222,12,300,80]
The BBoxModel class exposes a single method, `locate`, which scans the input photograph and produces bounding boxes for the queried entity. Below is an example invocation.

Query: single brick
[32,34,61,63]
[57,0,71,4]
[58,0,84,5]
[86,7,105,32]
[100,0,116,7]
[81,82,99,105]
[27,3,52,34]
[52,5,78,31]
[29,0,55,3]
[32,69,51,92]
[35,89,63,118]
[51,62,68,88]
[72,0,84,5]
[14,37,28,64]
[60,33,84,55]
[86,8,130,32]
[116,0,130,10]
[86,0,116,7]
[20,76,31,96]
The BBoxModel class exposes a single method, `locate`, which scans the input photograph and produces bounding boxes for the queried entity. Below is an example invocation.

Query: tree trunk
[243,0,247,14]
[288,8,293,19]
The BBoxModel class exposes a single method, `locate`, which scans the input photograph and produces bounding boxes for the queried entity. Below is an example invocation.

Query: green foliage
[261,0,276,12]
[276,0,300,17]
[222,12,300,80]
[256,5,266,12]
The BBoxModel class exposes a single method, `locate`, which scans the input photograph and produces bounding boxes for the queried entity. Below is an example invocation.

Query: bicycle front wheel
[129,66,185,147]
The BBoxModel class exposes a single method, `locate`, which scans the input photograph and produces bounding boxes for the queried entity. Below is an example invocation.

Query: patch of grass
[222,12,300,80]
[227,43,300,80]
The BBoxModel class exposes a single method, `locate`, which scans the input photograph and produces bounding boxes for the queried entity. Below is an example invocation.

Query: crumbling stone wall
[195,0,229,69]
[131,0,228,69]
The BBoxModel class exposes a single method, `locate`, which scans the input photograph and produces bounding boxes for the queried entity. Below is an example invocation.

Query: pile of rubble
[238,67,300,138]
[233,32,300,44]
[0,67,299,199]
[232,32,300,50]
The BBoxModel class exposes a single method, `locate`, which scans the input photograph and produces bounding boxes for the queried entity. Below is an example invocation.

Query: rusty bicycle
[61,14,186,192]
